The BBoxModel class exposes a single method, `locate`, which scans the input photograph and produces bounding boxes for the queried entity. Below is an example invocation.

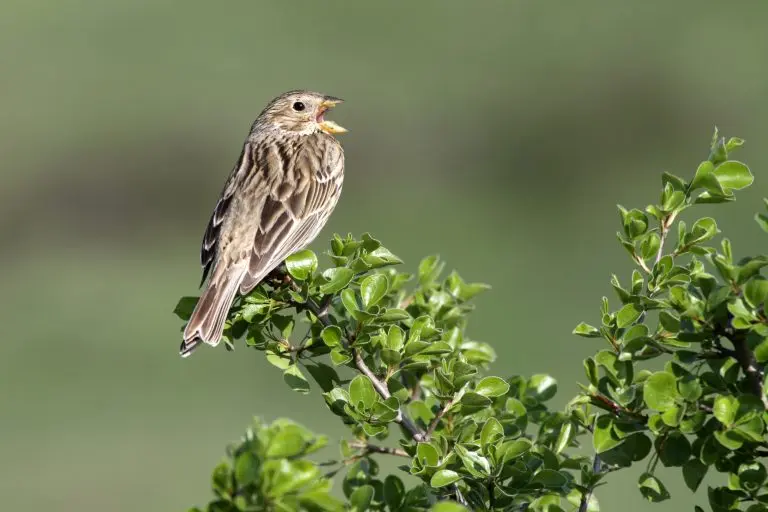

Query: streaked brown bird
[180,90,347,357]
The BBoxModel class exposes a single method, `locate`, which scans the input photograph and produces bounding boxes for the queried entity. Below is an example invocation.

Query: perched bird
[180,90,347,357]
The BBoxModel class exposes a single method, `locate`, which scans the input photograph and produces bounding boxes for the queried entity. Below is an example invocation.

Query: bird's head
[254,90,347,136]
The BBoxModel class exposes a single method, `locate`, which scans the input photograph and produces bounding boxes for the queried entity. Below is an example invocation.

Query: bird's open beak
[317,98,347,134]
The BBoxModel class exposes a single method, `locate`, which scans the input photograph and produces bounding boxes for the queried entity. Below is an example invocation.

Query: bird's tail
[180,264,246,358]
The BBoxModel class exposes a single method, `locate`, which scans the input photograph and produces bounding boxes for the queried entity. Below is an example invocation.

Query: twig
[579,423,602,512]
[282,273,427,442]
[655,212,677,265]
[424,398,454,440]
[454,484,468,507]
[633,254,652,274]
[348,440,409,458]
[726,329,768,409]
[351,348,426,441]
[589,394,647,424]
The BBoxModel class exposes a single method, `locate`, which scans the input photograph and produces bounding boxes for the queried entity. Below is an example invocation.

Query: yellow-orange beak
[317,98,347,134]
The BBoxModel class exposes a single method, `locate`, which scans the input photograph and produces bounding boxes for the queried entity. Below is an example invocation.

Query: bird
[180,90,347,357]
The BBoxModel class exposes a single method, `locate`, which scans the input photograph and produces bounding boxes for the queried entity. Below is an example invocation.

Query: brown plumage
[180,90,346,357]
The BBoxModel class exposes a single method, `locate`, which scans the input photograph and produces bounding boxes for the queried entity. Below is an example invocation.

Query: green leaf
[599,432,651,467]
[460,391,492,408]
[638,472,670,502]
[379,308,411,322]
[677,375,702,401]
[657,431,690,467]
[270,459,322,497]
[745,277,768,308]
[500,438,532,463]
[623,209,649,239]
[713,160,753,191]
[736,462,767,493]
[682,459,708,492]
[726,136,745,152]
[349,375,377,410]
[304,362,340,393]
[380,349,401,366]
[430,503,470,512]
[416,443,440,467]
[754,339,768,364]
[210,461,230,496]
[640,232,661,260]
[658,311,680,333]
[446,271,491,301]
[430,469,461,488]
[341,289,374,322]
[688,217,719,245]
[454,445,491,476]
[593,415,620,453]
[173,296,199,320]
[662,188,686,212]
[360,274,389,309]
[234,452,260,485]
[329,348,351,365]
[300,489,345,512]
[573,322,601,338]
[285,250,317,281]
[383,475,405,510]
[714,430,743,450]
[616,303,642,328]
[734,415,765,441]
[643,372,678,411]
[583,357,598,386]
[475,376,510,398]
[284,364,310,394]
[661,404,685,427]
[713,395,738,426]
[708,487,741,511]
[386,325,405,351]
[266,351,292,370]
[266,427,305,458]
[418,255,444,286]
[480,418,504,451]
[756,212,768,233]
[691,160,715,191]
[555,421,573,454]
[363,246,403,268]
[321,325,343,347]
[531,469,568,489]
[529,374,558,401]
[319,267,355,294]
[349,484,374,512]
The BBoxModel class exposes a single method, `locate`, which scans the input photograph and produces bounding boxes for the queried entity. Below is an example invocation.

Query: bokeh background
[2,1,767,510]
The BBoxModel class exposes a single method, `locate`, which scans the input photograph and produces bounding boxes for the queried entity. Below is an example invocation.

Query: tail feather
[180,265,246,357]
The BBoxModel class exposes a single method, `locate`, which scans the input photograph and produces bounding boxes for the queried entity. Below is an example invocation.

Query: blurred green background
[2,1,767,510]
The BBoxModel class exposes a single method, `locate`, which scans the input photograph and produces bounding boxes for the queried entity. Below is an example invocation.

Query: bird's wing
[199,143,254,285]
[239,136,344,294]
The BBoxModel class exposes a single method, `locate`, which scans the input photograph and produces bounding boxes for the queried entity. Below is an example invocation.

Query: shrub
[176,129,768,511]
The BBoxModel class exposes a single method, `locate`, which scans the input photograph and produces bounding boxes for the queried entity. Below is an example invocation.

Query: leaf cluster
[573,129,768,511]
[177,235,593,511]
[176,128,768,511]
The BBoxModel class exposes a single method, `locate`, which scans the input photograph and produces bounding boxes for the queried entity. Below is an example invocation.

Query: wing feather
[199,143,254,285]
[239,137,343,294]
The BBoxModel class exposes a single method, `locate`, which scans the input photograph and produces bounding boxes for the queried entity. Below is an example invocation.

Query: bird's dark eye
[292,101,305,112]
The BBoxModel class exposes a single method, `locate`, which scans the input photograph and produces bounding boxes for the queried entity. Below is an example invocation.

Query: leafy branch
[178,128,768,512]
[573,129,768,510]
